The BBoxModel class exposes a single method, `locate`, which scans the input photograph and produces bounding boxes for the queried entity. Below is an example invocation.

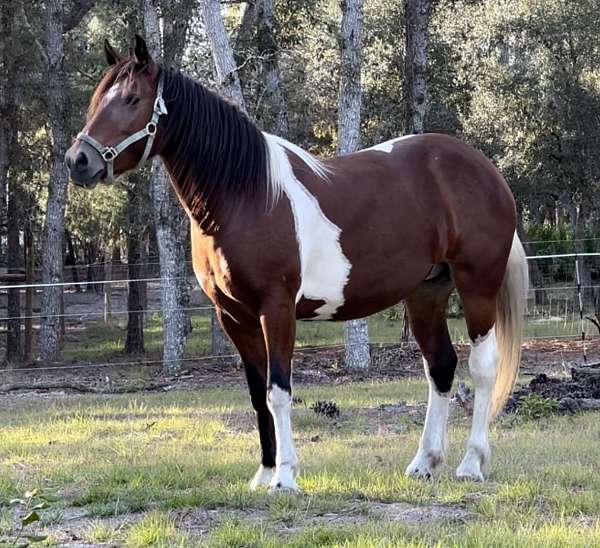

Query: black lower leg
[245,362,276,468]
[425,344,458,394]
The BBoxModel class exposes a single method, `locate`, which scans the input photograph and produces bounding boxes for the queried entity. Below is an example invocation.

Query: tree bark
[143,0,192,373]
[200,0,243,358]
[402,0,431,342]
[201,0,246,108]
[125,175,148,355]
[337,0,369,370]
[6,183,22,362]
[40,0,70,362]
[404,0,431,135]
[256,0,288,136]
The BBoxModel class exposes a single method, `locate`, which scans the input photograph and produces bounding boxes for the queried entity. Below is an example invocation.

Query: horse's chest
[283,178,351,320]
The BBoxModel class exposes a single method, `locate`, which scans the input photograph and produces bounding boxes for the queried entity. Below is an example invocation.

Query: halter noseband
[77,74,168,182]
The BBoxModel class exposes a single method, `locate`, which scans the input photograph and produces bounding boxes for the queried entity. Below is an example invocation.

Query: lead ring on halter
[76,73,168,183]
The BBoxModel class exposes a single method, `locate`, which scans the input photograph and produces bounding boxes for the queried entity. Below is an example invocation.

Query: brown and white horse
[65,36,528,492]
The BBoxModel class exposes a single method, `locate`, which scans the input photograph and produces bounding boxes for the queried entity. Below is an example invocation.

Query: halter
[76,73,168,182]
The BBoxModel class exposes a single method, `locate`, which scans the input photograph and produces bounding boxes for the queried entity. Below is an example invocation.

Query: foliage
[0,488,59,547]
[517,393,560,420]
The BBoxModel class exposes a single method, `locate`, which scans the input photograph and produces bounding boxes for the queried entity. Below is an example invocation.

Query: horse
[65,35,528,493]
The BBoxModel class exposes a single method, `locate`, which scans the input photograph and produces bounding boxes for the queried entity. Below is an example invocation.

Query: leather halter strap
[76,73,168,182]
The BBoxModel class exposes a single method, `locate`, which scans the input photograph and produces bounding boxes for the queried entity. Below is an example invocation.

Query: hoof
[268,482,300,495]
[268,464,299,493]
[405,450,444,480]
[456,448,489,482]
[250,465,274,490]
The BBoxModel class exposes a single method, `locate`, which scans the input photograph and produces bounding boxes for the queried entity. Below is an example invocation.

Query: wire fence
[1,250,599,369]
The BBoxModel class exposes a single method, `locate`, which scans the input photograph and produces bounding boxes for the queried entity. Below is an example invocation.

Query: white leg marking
[249,465,275,490]
[267,384,299,492]
[406,359,449,479]
[456,328,498,482]
[263,134,351,320]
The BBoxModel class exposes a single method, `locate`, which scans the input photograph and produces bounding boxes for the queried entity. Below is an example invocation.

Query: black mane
[157,67,270,228]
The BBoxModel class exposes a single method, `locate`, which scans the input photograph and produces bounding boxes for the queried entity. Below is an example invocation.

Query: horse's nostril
[75,151,88,169]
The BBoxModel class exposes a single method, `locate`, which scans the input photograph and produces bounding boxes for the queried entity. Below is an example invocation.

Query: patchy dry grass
[1,380,599,546]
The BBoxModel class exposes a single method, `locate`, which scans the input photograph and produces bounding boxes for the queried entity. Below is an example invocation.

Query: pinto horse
[65,36,528,492]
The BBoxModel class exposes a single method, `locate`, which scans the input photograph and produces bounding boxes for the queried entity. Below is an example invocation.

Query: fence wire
[1,251,599,369]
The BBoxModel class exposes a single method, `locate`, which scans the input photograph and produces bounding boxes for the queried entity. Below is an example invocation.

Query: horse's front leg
[259,295,299,493]
[218,311,276,490]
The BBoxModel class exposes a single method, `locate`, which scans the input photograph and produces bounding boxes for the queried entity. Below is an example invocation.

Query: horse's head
[65,35,166,188]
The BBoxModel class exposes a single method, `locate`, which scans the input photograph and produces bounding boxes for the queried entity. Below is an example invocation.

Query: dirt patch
[6,498,469,547]
[506,363,600,414]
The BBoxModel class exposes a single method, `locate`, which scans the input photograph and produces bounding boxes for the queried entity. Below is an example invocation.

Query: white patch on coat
[105,82,122,101]
[457,327,498,481]
[264,133,351,320]
[361,135,416,154]
[406,359,449,478]
[267,384,299,491]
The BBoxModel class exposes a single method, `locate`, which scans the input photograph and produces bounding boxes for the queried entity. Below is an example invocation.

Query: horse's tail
[491,232,529,419]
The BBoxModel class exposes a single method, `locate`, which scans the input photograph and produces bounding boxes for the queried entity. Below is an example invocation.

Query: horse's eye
[125,95,139,106]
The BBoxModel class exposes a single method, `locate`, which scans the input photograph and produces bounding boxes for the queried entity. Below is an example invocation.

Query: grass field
[1,380,600,546]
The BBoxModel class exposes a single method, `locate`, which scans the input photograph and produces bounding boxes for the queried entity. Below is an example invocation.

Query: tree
[338,0,370,370]
[255,0,289,136]
[401,0,431,342]
[201,0,246,107]
[404,0,431,135]
[125,173,148,355]
[200,0,246,358]
[38,0,95,362]
[142,0,193,373]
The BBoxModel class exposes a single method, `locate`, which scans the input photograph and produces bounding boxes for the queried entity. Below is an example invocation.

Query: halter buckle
[146,122,157,135]
[102,147,117,162]
[155,96,168,115]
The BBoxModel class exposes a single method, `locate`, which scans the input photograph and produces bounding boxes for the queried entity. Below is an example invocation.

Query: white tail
[491,232,529,418]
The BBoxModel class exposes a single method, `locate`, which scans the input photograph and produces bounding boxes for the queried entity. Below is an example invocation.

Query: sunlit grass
[1,382,599,545]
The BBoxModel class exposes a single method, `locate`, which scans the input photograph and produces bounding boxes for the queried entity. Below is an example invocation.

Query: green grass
[62,306,590,363]
[1,381,599,546]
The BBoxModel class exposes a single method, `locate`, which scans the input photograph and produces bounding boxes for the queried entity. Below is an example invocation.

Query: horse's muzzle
[65,145,106,188]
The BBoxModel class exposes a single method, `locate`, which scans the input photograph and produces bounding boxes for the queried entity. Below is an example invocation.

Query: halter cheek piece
[76,74,168,182]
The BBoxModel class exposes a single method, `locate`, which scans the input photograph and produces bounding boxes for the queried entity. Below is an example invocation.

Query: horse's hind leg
[452,269,501,482]
[404,275,456,479]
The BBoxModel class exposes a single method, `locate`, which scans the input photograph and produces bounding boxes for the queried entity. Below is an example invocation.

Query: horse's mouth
[70,167,106,189]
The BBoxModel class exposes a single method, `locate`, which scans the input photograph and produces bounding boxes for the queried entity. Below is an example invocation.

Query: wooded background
[1,0,599,371]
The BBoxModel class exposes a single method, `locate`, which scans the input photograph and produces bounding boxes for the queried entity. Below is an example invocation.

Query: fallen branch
[571,365,600,382]
[0,382,170,395]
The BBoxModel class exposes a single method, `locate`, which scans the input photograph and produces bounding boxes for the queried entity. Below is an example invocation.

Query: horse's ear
[133,34,152,67]
[104,39,121,66]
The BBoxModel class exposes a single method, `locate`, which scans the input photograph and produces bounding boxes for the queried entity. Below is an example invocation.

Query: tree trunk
[24,227,34,363]
[402,0,431,342]
[40,0,70,362]
[125,175,148,355]
[404,0,431,135]
[337,0,369,370]
[6,184,21,362]
[0,0,15,233]
[201,0,246,108]
[200,0,245,358]
[568,198,593,309]
[143,0,192,373]
[1,2,19,363]
[256,0,289,136]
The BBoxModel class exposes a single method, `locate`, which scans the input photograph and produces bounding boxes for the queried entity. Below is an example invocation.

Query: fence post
[574,253,587,363]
